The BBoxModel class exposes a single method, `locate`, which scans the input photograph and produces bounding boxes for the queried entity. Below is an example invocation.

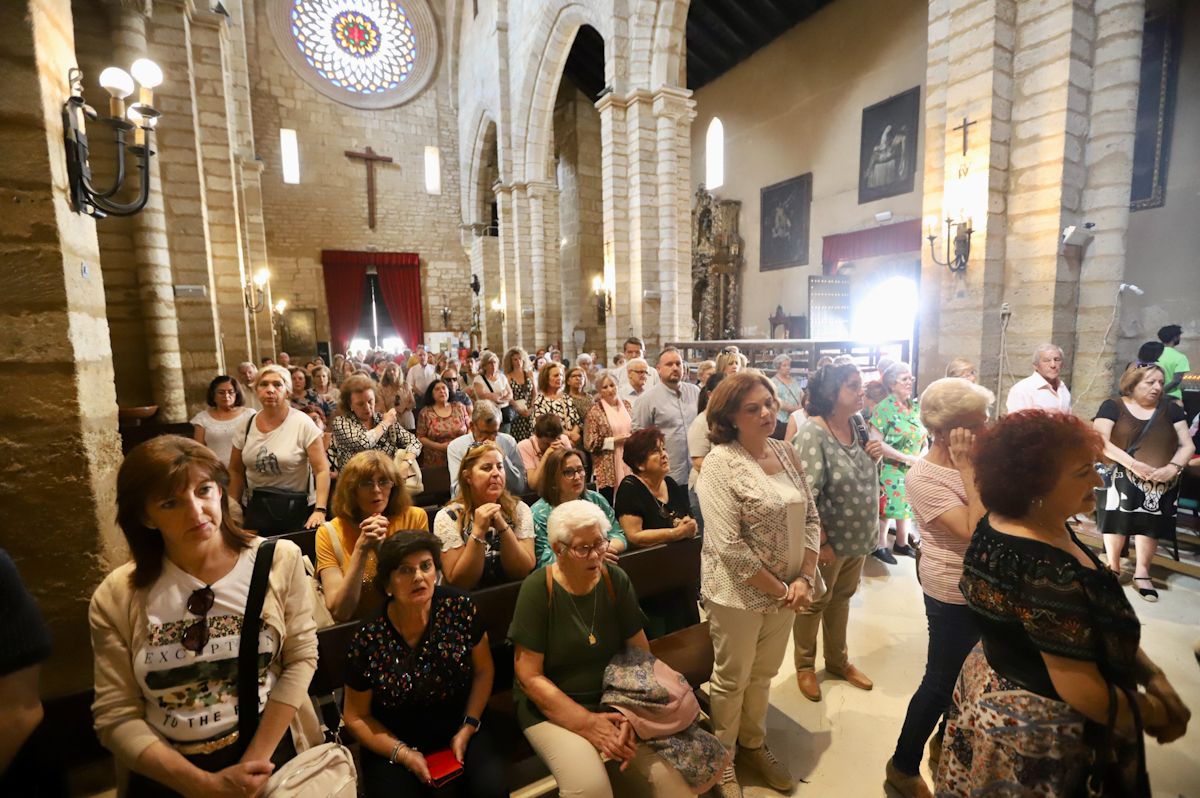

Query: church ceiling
[686,0,836,89]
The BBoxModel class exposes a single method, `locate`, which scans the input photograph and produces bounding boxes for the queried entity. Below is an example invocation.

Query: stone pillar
[107,0,188,421]
[149,3,223,414]
[494,183,515,350]
[527,182,549,347]
[236,154,273,360]
[653,86,696,346]
[625,91,659,349]
[0,0,124,694]
[596,92,633,358]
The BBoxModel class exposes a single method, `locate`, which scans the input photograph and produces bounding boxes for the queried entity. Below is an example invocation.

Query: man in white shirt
[632,347,700,486]
[236,361,261,410]
[613,336,660,390]
[619,358,652,403]
[446,401,526,495]
[405,348,437,410]
[1006,343,1072,414]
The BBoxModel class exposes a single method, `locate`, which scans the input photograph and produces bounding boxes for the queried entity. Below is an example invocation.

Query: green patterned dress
[870,394,926,520]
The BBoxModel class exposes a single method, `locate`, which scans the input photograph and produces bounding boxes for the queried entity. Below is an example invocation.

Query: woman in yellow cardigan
[89,436,321,796]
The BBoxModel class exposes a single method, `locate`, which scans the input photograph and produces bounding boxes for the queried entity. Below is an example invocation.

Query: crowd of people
[2,332,1194,797]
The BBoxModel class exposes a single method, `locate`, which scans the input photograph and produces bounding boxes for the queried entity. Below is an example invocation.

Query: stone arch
[649,0,691,89]
[516,3,610,183]
[465,113,500,226]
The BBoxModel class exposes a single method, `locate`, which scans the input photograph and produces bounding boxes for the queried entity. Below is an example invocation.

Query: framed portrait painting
[759,173,812,272]
[858,86,920,204]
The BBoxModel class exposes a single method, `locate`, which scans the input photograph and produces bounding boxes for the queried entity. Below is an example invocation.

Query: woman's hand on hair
[947,428,976,471]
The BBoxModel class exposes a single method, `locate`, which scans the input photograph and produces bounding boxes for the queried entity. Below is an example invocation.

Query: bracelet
[388,740,407,764]
[1169,463,1184,472]
[469,533,487,545]
[775,583,789,600]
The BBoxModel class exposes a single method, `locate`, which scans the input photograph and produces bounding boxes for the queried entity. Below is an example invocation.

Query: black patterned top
[346,586,484,748]
[960,518,1140,700]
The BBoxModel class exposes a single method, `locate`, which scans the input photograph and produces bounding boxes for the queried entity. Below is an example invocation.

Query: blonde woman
[944,358,978,383]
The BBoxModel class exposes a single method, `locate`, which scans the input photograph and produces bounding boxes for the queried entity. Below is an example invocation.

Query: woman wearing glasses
[315,451,430,623]
[90,436,320,797]
[530,448,627,567]
[509,501,693,795]
[191,375,256,468]
[343,533,506,798]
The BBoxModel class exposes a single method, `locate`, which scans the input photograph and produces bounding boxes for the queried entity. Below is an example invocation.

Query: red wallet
[426,748,465,787]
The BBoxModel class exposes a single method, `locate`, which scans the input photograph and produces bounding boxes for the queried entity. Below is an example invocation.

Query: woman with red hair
[936,411,1190,797]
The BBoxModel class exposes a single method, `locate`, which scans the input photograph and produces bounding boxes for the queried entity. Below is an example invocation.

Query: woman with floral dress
[416,380,470,469]
[870,362,926,564]
[533,363,582,446]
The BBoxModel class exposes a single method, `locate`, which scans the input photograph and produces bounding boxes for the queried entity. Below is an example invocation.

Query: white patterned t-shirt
[133,545,279,742]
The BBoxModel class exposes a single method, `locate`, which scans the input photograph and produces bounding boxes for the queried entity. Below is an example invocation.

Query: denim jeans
[891,593,980,775]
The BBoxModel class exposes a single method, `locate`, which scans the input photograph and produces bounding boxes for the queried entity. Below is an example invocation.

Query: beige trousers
[792,553,866,672]
[706,601,794,751]
[524,720,692,798]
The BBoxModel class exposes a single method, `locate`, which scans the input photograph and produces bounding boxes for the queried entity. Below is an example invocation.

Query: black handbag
[484,375,517,424]
[1078,682,1150,798]
[241,416,312,534]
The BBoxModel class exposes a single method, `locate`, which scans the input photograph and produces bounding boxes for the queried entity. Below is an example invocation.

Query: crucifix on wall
[345,146,394,229]
[952,116,977,156]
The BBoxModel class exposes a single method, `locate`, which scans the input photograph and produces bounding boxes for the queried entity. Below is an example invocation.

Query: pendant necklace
[563,579,600,645]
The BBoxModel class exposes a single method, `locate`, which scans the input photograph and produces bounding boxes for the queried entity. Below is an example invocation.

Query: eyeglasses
[215,389,237,397]
[628,369,648,375]
[561,466,586,478]
[182,585,214,653]
[395,559,436,578]
[357,478,395,491]
[565,538,610,559]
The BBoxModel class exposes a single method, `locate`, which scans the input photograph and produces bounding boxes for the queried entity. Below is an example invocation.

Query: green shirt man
[1157,324,1189,401]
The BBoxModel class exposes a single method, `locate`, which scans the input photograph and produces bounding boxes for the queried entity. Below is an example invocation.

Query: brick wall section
[0,0,123,694]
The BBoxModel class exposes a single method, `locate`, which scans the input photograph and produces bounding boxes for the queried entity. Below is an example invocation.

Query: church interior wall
[689,0,928,340]
[1122,0,1200,369]
[245,0,471,354]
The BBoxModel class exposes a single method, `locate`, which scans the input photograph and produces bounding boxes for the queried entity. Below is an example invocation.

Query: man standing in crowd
[1006,343,1072,413]
[406,347,437,411]
[633,347,700,487]
[614,337,660,389]
[236,361,261,410]
[446,401,527,495]
[620,358,652,403]
[1157,324,1190,405]
[277,351,291,368]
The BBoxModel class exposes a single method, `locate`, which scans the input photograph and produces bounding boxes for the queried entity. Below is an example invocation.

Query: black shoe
[872,547,898,565]
[893,543,916,558]
[1133,576,1159,602]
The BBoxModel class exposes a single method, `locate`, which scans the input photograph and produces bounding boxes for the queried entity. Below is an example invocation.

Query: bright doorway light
[280,129,300,184]
[382,336,405,353]
[852,276,918,343]
[705,118,724,190]
[349,338,370,355]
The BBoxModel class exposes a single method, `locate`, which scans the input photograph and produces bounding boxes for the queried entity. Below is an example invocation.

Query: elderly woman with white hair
[508,500,693,796]
[229,364,331,535]
[770,354,802,440]
[870,362,926,563]
[473,350,514,433]
[885,378,994,798]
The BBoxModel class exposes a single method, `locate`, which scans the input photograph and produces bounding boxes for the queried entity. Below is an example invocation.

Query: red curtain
[821,219,921,274]
[320,251,368,353]
[374,253,424,351]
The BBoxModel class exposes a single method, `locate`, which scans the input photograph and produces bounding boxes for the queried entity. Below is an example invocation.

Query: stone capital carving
[102,0,153,18]
[652,85,696,121]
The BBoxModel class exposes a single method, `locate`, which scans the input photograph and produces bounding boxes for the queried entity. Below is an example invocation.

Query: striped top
[907,457,969,604]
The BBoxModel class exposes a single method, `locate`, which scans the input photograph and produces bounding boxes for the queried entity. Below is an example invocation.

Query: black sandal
[1133,576,1159,603]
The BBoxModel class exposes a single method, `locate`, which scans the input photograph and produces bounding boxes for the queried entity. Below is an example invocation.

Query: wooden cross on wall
[952,116,977,156]
[345,146,393,229]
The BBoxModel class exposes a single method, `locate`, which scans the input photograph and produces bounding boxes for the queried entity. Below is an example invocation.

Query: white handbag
[261,742,357,797]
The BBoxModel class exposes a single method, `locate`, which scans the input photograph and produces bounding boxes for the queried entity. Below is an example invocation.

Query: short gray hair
[256,364,293,393]
[576,353,593,367]
[595,372,618,391]
[479,350,499,372]
[919,378,995,433]
[772,353,791,368]
[881,362,912,390]
[472,399,502,426]
[1032,343,1062,365]
[627,357,648,371]
[546,500,610,550]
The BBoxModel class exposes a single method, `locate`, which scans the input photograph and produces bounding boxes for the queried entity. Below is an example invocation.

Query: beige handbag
[395,451,424,494]
[261,741,357,797]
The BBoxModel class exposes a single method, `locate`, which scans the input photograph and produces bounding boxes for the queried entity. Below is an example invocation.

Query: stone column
[494,183,515,350]
[527,182,549,347]
[0,0,124,694]
[596,92,632,358]
[653,86,696,346]
[107,0,188,421]
[236,154,272,360]
[624,90,659,349]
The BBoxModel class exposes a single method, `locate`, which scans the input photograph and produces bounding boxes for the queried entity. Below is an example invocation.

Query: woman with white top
[229,365,331,535]
[697,372,821,798]
[473,351,514,433]
[770,355,803,440]
[192,376,256,467]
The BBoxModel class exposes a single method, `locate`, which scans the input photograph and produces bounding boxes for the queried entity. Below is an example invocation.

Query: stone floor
[732,551,1200,798]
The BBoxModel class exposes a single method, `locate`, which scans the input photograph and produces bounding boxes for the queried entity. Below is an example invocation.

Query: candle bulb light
[130,58,162,110]
[98,66,134,120]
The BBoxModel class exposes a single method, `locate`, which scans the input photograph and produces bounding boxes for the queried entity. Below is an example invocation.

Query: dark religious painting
[858,87,920,204]
[760,173,812,272]
[1130,2,1180,211]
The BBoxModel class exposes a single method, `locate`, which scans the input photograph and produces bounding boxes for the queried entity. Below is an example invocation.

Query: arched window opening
[705,117,724,190]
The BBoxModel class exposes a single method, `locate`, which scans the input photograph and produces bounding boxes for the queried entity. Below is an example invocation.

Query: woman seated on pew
[614,427,697,548]
[509,501,694,797]
[344,534,506,798]
[316,451,429,622]
[90,436,321,797]
[530,448,626,566]
[434,442,536,589]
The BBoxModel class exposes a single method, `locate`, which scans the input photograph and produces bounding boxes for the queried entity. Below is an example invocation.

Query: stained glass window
[289,0,419,95]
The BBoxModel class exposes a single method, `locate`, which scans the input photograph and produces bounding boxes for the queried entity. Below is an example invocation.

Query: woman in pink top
[886,377,994,798]
[584,373,634,506]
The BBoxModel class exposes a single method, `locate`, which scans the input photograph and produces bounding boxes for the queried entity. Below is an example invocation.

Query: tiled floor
[733,552,1200,797]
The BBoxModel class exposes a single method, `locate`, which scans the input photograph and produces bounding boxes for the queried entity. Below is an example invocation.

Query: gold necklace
[558,569,600,645]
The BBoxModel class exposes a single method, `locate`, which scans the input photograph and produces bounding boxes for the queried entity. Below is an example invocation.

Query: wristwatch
[800,573,815,589]
[314,506,328,515]
[463,715,481,730]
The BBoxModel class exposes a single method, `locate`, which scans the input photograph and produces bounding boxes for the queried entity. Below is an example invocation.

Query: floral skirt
[936,646,1118,797]
[880,462,913,519]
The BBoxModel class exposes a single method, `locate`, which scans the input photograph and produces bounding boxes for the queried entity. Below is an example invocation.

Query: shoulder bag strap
[1124,403,1161,458]
[238,539,277,753]
[600,565,615,603]
[482,374,495,393]
[325,521,345,568]
[545,566,554,608]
